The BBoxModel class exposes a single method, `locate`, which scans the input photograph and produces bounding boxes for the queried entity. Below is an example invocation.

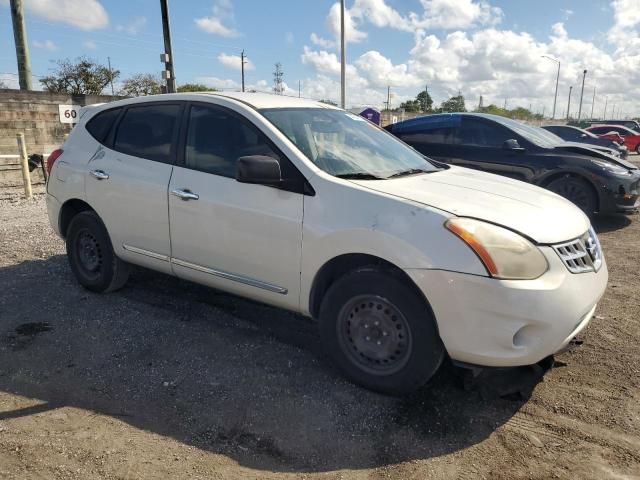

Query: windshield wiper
[336,172,383,180]
[386,168,432,179]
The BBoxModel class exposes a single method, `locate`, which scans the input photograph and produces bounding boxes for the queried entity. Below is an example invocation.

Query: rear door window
[113,103,182,163]
[398,126,455,145]
[457,118,507,147]
[86,107,122,144]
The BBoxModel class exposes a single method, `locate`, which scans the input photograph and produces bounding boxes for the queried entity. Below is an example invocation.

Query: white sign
[58,104,81,124]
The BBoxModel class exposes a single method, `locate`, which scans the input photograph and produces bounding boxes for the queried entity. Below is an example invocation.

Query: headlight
[590,159,629,175]
[446,218,548,280]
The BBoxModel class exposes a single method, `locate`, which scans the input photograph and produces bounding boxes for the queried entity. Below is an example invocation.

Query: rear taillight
[46,149,63,174]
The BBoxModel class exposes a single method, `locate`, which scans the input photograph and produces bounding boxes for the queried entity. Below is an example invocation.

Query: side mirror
[236,155,282,186]
[503,139,525,151]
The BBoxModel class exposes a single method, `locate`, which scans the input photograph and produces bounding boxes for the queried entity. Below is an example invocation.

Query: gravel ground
[0,182,639,479]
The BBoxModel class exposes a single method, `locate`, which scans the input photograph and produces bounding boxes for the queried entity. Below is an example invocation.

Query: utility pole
[9,0,32,90]
[160,0,176,93]
[424,84,429,113]
[566,86,573,121]
[603,96,608,119]
[542,55,560,119]
[577,69,587,122]
[340,0,346,109]
[107,57,115,96]
[386,85,391,111]
[298,80,301,98]
[504,98,508,110]
[240,50,246,92]
[590,86,596,120]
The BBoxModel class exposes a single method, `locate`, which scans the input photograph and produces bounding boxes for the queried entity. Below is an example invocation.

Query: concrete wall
[0,89,122,185]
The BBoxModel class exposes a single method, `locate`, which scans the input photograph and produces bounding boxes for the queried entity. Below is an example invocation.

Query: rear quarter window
[85,107,122,144]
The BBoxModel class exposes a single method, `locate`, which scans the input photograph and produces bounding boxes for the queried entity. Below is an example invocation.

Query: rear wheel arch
[308,253,434,322]
[59,199,95,239]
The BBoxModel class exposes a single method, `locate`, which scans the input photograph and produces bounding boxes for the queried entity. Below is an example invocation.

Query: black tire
[66,211,129,293]
[546,176,597,216]
[319,269,444,395]
[636,144,640,155]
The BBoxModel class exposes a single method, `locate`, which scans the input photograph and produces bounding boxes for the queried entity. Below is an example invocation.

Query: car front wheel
[66,211,129,293]
[546,176,597,216]
[319,269,444,395]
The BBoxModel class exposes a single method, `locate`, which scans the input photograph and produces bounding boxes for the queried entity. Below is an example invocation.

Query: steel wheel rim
[337,295,413,375]
[76,229,103,276]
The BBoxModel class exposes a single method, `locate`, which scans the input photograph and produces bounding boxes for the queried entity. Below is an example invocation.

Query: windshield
[260,108,438,179]
[489,115,563,148]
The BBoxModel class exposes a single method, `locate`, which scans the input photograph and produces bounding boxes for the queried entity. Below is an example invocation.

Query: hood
[555,143,637,170]
[353,166,590,244]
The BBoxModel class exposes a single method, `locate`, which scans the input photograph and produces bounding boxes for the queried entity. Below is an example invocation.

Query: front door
[168,103,304,310]
[85,102,183,274]
[452,117,535,182]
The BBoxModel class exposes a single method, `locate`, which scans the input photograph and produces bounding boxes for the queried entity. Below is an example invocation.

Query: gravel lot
[1,178,639,479]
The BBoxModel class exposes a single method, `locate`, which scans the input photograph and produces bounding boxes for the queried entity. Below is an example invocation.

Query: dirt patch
[0,184,639,479]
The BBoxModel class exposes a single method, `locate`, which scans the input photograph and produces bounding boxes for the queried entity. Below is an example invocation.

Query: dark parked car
[386,113,640,216]
[542,125,628,159]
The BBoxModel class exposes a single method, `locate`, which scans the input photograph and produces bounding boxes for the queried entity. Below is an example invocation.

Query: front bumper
[405,246,608,367]
[600,172,640,213]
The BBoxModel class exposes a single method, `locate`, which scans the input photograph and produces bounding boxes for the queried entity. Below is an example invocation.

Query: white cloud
[285,32,294,44]
[83,40,97,49]
[301,46,358,77]
[310,33,336,49]
[411,0,503,30]
[218,52,254,71]
[21,0,108,30]
[32,39,57,51]
[116,16,147,35]
[195,0,240,38]
[355,51,421,88]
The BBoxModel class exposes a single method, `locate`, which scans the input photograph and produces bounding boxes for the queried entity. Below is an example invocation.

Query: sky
[0,0,639,118]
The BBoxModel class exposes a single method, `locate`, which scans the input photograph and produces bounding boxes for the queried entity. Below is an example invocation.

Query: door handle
[90,169,109,180]
[171,188,199,201]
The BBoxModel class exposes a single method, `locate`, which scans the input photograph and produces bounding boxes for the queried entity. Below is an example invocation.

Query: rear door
[394,118,459,163]
[452,117,535,181]
[167,102,304,311]
[85,102,183,274]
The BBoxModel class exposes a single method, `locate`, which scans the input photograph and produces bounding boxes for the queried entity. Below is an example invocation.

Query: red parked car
[586,125,640,154]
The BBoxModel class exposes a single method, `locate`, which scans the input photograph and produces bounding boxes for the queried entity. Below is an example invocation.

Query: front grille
[552,227,603,274]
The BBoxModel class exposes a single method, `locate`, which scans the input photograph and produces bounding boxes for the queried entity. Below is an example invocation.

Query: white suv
[46,93,608,394]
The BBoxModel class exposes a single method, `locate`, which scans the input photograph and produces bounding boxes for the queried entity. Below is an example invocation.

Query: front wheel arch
[539,172,601,213]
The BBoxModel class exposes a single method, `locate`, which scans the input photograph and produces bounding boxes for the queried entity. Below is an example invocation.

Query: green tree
[119,73,162,97]
[40,57,118,95]
[319,99,338,106]
[439,94,466,113]
[176,83,217,92]
[399,90,433,113]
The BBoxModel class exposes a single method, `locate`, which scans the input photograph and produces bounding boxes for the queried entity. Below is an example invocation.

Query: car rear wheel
[546,176,597,216]
[636,144,640,155]
[66,211,129,293]
[319,269,444,395]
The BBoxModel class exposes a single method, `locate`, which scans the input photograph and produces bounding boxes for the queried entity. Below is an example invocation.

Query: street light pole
[542,55,560,119]
[603,96,608,119]
[566,86,573,121]
[590,86,596,120]
[340,0,346,109]
[577,69,587,122]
